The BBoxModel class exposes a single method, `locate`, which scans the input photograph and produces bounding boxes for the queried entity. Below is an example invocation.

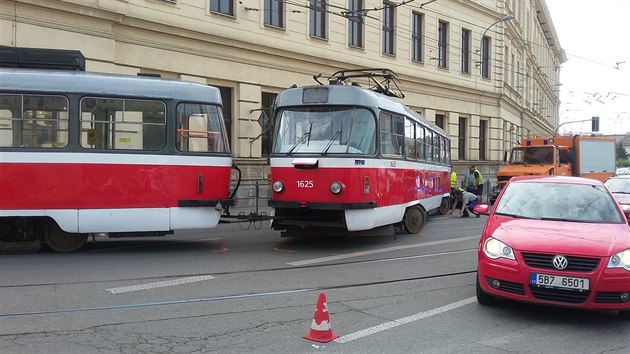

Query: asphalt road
[1,214,630,353]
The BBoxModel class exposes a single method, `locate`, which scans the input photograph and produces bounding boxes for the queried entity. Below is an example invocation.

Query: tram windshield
[273,106,376,155]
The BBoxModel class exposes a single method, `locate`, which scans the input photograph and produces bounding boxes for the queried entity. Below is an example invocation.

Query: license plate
[530,273,589,291]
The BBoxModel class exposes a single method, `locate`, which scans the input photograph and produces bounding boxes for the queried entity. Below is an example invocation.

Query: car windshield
[509,146,555,165]
[273,106,376,155]
[494,181,624,223]
[605,178,630,194]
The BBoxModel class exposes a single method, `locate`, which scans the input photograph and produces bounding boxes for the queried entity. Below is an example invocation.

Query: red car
[474,176,630,318]
[605,175,630,219]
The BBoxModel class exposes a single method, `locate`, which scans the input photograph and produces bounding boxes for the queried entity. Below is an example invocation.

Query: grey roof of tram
[0,68,222,104]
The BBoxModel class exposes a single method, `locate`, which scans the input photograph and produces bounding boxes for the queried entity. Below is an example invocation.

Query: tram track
[0,248,476,290]
[0,267,476,318]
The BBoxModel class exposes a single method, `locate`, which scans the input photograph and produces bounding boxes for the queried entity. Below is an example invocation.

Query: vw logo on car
[552,255,568,270]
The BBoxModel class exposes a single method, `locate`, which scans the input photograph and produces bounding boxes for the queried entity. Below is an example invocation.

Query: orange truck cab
[489,134,616,204]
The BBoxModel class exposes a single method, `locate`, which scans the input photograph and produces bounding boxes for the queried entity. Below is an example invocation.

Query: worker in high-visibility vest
[464,165,484,202]
[450,171,457,192]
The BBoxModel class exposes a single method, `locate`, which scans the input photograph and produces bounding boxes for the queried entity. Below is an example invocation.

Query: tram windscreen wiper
[286,124,313,155]
[321,130,342,155]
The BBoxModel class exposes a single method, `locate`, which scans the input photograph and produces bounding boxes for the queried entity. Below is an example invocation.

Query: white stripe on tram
[106,275,216,294]
[286,236,479,266]
[0,152,233,166]
[334,297,477,344]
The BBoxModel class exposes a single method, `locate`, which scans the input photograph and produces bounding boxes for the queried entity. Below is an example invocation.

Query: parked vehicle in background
[617,167,630,176]
[475,176,630,318]
[488,135,616,204]
[605,175,630,219]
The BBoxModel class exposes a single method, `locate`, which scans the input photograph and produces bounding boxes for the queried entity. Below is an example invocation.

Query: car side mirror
[474,204,490,215]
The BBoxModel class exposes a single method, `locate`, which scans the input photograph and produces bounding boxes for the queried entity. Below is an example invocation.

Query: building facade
[0,0,565,209]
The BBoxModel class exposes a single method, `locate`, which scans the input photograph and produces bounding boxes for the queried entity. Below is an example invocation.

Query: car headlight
[330,181,343,195]
[272,180,284,193]
[607,249,630,271]
[483,237,515,260]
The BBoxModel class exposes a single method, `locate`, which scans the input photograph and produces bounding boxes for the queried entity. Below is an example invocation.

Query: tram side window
[404,118,416,160]
[80,97,166,150]
[425,129,433,161]
[443,137,450,164]
[177,103,228,153]
[433,133,441,162]
[380,112,403,157]
[0,94,69,148]
[415,125,425,161]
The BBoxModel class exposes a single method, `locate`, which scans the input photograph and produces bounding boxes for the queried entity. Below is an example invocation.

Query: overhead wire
[243,0,555,77]
[249,1,627,77]
[239,0,628,114]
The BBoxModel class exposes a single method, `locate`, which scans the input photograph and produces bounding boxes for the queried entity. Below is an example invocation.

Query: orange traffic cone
[303,292,339,343]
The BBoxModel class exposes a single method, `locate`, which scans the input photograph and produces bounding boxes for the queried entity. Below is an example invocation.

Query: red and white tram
[0,52,235,252]
[268,69,451,234]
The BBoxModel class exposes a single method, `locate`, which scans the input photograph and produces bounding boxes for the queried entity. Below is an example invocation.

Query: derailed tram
[268,69,451,235]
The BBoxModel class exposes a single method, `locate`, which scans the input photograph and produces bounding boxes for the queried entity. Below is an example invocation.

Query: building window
[348,0,363,48]
[264,0,284,28]
[210,0,233,16]
[438,21,448,68]
[435,114,445,130]
[309,0,327,39]
[481,35,490,78]
[461,29,471,74]
[458,116,466,160]
[261,92,277,156]
[216,86,232,147]
[479,120,487,160]
[382,2,395,55]
[411,12,423,62]
[511,53,515,86]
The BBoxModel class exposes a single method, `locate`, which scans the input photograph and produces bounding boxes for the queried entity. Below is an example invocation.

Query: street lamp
[479,15,514,76]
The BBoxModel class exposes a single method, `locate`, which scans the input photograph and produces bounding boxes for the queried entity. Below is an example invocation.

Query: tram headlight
[330,181,343,195]
[272,180,284,193]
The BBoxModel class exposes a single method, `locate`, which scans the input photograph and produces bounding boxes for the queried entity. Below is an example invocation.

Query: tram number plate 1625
[297,180,313,188]
[530,273,589,291]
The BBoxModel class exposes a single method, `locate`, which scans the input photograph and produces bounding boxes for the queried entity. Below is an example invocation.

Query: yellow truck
[489,134,616,204]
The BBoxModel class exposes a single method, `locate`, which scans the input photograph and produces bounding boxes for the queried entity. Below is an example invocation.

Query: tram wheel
[43,221,87,253]
[403,206,426,234]
[439,196,451,215]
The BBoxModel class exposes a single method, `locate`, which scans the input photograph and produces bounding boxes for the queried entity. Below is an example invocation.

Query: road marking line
[286,236,479,266]
[363,249,475,264]
[106,275,215,294]
[334,297,476,344]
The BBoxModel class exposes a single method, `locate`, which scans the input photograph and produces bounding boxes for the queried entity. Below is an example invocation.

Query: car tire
[476,275,495,306]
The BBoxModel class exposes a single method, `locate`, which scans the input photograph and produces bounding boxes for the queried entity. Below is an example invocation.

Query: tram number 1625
[297,180,314,188]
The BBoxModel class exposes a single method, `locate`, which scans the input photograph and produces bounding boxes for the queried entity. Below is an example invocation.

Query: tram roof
[0,68,222,104]
[276,84,447,137]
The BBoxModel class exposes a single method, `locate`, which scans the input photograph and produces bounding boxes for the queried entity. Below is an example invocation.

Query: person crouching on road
[449,188,480,218]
